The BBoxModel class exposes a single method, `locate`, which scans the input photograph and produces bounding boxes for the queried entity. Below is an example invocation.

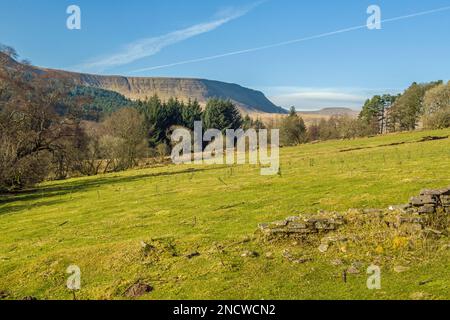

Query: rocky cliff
[0,53,285,114]
[56,71,286,114]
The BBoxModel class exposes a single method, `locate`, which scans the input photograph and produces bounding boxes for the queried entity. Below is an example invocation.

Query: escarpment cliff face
[0,53,285,114]
[52,72,286,114]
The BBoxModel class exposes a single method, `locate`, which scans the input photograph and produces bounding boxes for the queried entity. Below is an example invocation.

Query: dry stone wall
[259,187,450,241]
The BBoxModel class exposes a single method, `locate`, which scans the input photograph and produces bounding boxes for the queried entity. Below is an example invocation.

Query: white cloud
[267,87,400,111]
[77,2,263,72]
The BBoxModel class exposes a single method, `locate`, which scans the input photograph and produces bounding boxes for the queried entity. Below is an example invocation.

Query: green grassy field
[1,129,449,300]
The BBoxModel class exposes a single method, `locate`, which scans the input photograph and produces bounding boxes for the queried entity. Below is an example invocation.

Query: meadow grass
[0,128,449,300]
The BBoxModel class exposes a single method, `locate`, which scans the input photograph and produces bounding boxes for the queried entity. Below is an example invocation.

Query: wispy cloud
[267,87,401,111]
[131,5,450,73]
[77,2,263,72]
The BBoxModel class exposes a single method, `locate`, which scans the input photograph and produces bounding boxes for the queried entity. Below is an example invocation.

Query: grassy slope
[0,129,449,300]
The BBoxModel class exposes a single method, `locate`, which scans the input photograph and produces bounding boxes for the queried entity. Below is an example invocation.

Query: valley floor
[1,129,449,300]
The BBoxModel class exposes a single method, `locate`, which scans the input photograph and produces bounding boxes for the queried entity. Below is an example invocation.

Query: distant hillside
[0,52,285,114]
[253,107,359,126]
[299,107,359,117]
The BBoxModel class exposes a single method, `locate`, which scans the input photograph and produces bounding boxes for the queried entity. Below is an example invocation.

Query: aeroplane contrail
[130,5,450,73]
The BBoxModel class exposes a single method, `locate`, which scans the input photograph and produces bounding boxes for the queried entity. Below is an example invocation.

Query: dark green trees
[359,94,398,134]
[182,99,203,130]
[202,98,242,132]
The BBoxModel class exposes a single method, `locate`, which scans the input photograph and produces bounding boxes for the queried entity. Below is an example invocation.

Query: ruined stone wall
[258,214,345,240]
[259,187,450,241]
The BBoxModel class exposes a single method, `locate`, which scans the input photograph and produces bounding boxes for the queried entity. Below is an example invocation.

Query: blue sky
[1,0,449,110]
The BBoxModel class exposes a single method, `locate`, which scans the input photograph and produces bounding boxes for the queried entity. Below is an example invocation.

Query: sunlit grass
[0,128,449,300]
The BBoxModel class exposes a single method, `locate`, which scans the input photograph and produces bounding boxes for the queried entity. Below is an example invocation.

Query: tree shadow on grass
[0,199,71,217]
[0,166,222,216]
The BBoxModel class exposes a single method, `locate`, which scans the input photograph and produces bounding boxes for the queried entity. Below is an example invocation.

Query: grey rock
[418,204,436,214]
[420,189,444,196]
[331,259,343,266]
[241,250,259,258]
[125,282,153,298]
[410,195,437,206]
[346,265,360,274]
[389,204,411,212]
[318,244,329,253]
[394,266,410,273]
[265,252,274,259]
[273,220,288,227]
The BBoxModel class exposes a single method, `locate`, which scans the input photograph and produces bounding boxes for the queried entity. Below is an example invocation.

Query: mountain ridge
[0,52,286,114]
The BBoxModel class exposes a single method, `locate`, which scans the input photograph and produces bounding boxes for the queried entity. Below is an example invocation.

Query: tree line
[359,81,449,134]
[278,80,449,147]
[1,46,448,191]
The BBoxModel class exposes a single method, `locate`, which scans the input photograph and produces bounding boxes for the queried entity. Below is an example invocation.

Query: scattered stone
[410,291,433,300]
[331,259,343,266]
[346,265,360,275]
[125,282,153,298]
[241,250,259,258]
[318,244,329,253]
[186,251,200,259]
[22,296,38,301]
[394,266,410,273]
[282,249,312,264]
[292,257,312,264]
[265,252,274,259]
